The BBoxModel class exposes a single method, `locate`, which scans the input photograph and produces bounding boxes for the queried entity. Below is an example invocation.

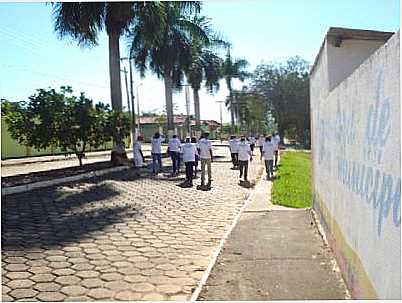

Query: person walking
[151,132,164,174]
[191,137,199,178]
[272,132,281,168]
[229,135,239,169]
[167,134,181,176]
[262,135,275,180]
[238,136,252,182]
[180,137,198,187]
[249,135,256,155]
[132,135,145,175]
[198,132,213,190]
[257,134,265,160]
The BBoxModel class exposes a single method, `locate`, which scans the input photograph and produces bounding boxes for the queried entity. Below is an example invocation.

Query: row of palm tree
[51,2,249,142]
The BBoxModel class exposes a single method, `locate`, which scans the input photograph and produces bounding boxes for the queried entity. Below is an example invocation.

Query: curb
[190,167,265,302]
[1,165,130,196]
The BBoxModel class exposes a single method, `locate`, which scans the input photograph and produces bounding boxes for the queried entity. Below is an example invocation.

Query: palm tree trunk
[193,88,201,130]
[164,74,174,132]
[108,31,123,111]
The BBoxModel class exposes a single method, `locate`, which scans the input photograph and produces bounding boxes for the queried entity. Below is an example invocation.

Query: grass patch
[272,151,312,208]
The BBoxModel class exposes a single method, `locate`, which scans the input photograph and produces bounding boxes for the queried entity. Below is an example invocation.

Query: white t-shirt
[198,138,212,159]
[133,141,143,167]
[272,135,280,151]
[181,143,197,162]
[238,142,251,161]
[168,137,181,152]
[151,137,163,154]
[249,137,256,144]
[257,137,265,147]
[229,139,239,153]
[262,141,275,160]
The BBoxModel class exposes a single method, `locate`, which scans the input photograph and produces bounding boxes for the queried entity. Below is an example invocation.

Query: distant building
[138,115,220,141]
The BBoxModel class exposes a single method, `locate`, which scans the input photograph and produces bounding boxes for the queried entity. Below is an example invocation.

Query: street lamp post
[216,101,225,143]
[135,83,143,134]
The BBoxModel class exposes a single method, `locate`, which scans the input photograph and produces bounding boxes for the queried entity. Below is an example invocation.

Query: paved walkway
[2,147,262,301]
[198,174,350,300]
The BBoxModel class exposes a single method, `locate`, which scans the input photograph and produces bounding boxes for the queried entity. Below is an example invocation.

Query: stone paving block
[76,270,100,279]
[30,273,56,283]
[141,292,165,301]
[80,278,104,289]
[33,282,61,292]
[2,294,13,301]
[100,272,123,281]
[9,288,38,300]
[53,268,76,276]
[6,279,34,289]
[124,275,147,283]
[5,272,32,280]
[36,291,66,301]
[87,288,115,299]
[131,282,155,292]
[60,285,87,296]
[5,264,29,272]
[156,284,183,295]
[55,275,82,286]
[104,281,132,291]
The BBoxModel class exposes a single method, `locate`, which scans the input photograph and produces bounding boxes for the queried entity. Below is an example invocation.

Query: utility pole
[129,58,136,139]
[185,85,191,136]
[136,83,143,133]
[216,101,225,143]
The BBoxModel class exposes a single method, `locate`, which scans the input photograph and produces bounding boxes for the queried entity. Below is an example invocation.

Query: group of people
[131,131,281,189]
[229,133,280,181]
[132,132,213,190]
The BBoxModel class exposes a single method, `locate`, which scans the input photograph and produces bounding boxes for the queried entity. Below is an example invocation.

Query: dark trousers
[265,160,274,179]
[231,153,238,167]
[194,155,199,176]
[185,161,194,183]
[239,160,249,181]
[152,153,162,173]
[250,144,255,152]
[170,151,180,174]
[259,146,263,158]
[274,150,279,167]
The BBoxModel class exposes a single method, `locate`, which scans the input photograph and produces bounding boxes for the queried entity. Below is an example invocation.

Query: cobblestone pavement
[2,147,264,301]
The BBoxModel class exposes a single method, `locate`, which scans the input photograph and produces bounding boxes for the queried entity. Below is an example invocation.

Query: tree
[3,87,130,166]
[222,49,249,127]
[186,16,227,131]
[52,2,166,112]
[129,2,207,133]
[252,56,310,146]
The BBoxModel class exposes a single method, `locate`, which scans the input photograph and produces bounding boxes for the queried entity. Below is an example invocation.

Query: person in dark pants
[180,137,197,187]
[262,135,274,180]
[151,132,164,174]
[167,134,181,176]
[229,135,239,169]
[191,137,199,178]
[237,136,252,182]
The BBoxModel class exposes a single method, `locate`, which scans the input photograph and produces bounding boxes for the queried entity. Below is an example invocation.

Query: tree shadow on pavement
[1,181,144,250]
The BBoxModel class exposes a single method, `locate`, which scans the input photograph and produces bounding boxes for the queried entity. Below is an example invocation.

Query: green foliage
[252,56,310,146]
[272,151,312,208]
[3,87,130,166]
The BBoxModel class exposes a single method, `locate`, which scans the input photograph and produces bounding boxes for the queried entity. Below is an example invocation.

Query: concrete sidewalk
[198,176,350,301]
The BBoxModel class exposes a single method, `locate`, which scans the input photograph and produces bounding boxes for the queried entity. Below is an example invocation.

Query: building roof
[139,115,220,126]
[309,27,395,76]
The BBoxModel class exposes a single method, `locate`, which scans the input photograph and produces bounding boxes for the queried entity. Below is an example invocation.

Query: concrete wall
[310,32,400,299]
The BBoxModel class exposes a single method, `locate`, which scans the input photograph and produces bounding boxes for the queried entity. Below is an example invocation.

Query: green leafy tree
[129,2,207,132]
[3,87,130,166]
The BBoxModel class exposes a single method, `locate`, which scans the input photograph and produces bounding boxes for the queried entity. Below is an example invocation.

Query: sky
[0,0,400,123]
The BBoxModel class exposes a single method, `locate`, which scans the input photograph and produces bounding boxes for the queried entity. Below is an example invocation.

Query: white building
[310,27,400,299]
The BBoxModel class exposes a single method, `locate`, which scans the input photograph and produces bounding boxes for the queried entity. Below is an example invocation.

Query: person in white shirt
[257,134,265,160]
[191,137,199,178]
[262,136,275,180]
[272,132,281,168]
[167,134,181,176]
[249,136,256,155]
[198,132,213,189]
[151,132,164,174]
[229,135,239,169]
[180,137,198,187]
[133,135,145,171]
[237,136,252,182]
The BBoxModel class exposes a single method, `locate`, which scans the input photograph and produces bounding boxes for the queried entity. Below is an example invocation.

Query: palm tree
[129,2,207,133]
[186,17,227,131]
[222,49,249,127]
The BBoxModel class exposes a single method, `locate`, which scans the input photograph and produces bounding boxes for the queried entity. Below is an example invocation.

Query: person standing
[181,137,197,187]
[237,136,252,182]
[151,132,164,174]
[257,134,265,160]
[132,135,145,175]
[229,135,239,169]
[249,135,256,156]
[262,135,275,180]
[191,137,199,178]
[167,134,181,176]
[272,132,281,168]
[198,132,213,189]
